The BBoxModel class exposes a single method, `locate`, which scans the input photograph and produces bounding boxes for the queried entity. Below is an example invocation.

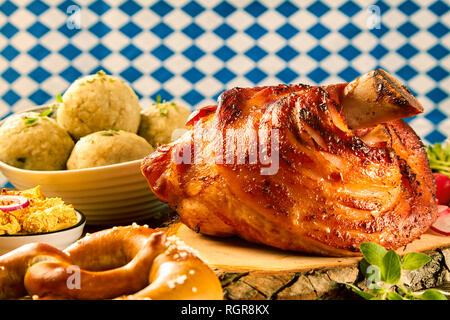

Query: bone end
[342,68,423,129]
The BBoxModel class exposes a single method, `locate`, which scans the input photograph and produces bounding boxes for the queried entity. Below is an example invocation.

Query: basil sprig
[344,242,448,300]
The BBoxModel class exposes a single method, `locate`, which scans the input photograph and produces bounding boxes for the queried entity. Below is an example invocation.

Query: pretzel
[120,235,223,300]
[0,243,73,299]
[0,224,223,300]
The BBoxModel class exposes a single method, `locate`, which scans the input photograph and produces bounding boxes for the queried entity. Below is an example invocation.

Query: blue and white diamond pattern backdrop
[0,0,449,186]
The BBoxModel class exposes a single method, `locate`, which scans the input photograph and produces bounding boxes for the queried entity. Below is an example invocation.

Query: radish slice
[438,205,450,217]
[0,195,30,212]
[430,213,450,236]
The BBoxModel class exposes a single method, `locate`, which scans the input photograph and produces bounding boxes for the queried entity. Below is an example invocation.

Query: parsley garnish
[24,117,38,126]
[159,104,168,116]
[39,108,53,117]
[100,132,115,136]
[99,130,119,136]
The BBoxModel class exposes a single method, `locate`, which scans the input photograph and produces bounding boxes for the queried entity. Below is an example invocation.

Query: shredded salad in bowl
[0,186,78,235]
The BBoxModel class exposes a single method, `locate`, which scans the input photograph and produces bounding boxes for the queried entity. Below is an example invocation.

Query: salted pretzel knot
[0,225,223,300]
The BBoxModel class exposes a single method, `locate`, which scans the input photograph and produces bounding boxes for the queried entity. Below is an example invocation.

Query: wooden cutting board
[169,222,450,273]
[168,223,450,299]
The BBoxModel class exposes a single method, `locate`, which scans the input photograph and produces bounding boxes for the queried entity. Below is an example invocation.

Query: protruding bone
[342,68,423,129]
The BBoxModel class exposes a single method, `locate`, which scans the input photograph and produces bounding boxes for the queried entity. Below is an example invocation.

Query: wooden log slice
[168,223,450,300]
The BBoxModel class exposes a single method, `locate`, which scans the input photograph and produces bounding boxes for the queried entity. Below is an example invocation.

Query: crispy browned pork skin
[142,69,437,256]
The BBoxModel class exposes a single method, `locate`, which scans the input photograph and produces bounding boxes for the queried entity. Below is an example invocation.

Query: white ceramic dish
[0,211,86,255]
[0,106,170,225]
[0,159,170,225]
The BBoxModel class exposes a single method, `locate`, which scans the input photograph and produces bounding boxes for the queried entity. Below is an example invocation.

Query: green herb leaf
[402,252,431,271]
[39,108,53,117]
[360,242,387,268]
[381,250,402,284]
[387,291,404,300]
[159,104,168,116]
[359,257,370,276]
[418,289,447,300]
[365,264,381,287]
[156,95,161,105]
[359,258,382,292]
[345,283,376,300]
[24,117,38,126]
[368,283,384,295]
[100,131,114,136]
[56,93,63,103]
